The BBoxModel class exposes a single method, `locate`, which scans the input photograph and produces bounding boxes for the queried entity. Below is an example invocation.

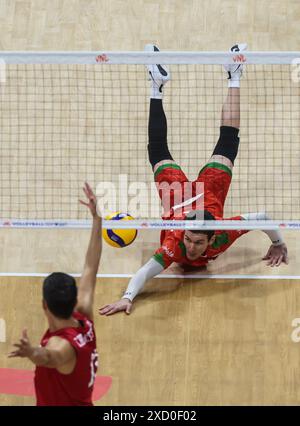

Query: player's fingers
[83,187,90,199]
[22,329,28,339]
[85,182,93,194]
[99,309,109,315]
[105,308,118,316]
[275,255,283,266]
[284,256,289,264]
[99,304,111,312]
[125,305,132,315]
[13,343,23,349]
[271,256,278,267]
[99,306,115,315]
[106,304,127,316]
[83,183,90,194]
[268,257,275,267]
[79,200,89,206]
[107,306,126,316]
[9,348,21,354]
[262,250,271,260]
[84,184,94,199]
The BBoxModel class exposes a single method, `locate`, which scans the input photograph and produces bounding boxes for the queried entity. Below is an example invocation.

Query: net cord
[0,219,298,230]
[0,51,300,64]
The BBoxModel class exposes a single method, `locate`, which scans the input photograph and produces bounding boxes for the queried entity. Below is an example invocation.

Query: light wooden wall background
[1,0,299,51]
[0,0,300,406]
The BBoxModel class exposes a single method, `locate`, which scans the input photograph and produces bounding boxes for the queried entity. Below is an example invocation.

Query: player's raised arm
[76,182,102,320]
[241,212,288,266]
[99,257,164,316]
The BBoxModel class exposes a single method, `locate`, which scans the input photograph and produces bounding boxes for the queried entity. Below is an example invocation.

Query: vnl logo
[233,54,246,63]
[291,318,300,342]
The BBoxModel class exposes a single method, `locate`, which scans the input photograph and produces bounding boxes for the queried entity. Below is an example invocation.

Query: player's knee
[212,126,240,164]
[147,143,174,169]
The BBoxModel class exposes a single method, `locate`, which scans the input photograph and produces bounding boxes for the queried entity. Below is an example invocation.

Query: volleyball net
[0,51,300,230]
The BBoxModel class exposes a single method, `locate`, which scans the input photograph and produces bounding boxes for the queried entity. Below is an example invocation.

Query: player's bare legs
[221,88,240,130]
[208,43,247,170]
[210,87,240,170]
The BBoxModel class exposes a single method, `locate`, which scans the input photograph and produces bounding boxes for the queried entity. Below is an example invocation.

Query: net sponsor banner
[0,219,299,230]
[0,51,300,64]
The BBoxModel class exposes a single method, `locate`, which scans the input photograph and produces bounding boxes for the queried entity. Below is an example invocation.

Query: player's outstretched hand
[99,299,132,316]
[79,182,99,218]
[262,243,289,267]
[8,329,33,358]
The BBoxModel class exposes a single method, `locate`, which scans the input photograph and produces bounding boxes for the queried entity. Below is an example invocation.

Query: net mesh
[0,62,299,222]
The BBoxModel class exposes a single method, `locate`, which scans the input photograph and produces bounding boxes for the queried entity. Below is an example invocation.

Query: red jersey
[35,311,98,406]
[153,162,249,270]
[154,215,248,270]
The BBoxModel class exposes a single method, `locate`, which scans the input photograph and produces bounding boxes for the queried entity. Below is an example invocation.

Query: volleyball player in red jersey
[99,44,288,316]
[9,183,101,406]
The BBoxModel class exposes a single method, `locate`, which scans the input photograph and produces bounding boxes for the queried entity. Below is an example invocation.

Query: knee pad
[147,143,174,169]
[212,126,240,164]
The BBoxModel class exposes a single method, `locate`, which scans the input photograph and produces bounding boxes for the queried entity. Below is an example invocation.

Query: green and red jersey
[153,162,248,270]
[154,216,248,270]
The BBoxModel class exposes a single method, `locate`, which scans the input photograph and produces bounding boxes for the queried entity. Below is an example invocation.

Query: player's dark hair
[185,209,215,240]
[43,272,77,319]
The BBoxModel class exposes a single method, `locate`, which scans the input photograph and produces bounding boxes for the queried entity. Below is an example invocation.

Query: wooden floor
[0,228,298,276]
[1,276,300,406]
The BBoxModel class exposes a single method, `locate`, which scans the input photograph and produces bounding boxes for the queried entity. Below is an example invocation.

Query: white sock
[228,78,240,88]
[150,83,163,99]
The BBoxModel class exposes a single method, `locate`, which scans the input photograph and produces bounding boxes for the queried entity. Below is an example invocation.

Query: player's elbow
[45,351,63,368]
[34,349,59,368]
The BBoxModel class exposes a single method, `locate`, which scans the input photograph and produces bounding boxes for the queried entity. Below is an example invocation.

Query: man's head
[43,272,77,320]
[183,210,216,260]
